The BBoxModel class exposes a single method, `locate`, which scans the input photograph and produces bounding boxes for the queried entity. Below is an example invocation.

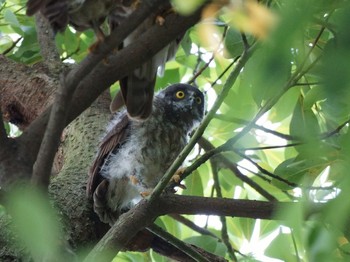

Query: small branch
[2,37,22,55]
[175,137,277,201]
[149,41,257,203]
[197,137,277,201]
[211,161,237,261]
[187,26,228,85]
[147,224,212,262]
[214,114,295,140]
[31,76,68,188]
[169,214,220,240]
[241,32,250,49]
[321,118,350,139]
[34,13,62,75]
[233,149,297,188]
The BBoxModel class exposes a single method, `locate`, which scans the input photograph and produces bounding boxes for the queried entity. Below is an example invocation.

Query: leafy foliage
[2,0,350,261]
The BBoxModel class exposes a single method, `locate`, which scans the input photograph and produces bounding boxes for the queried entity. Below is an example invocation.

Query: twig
[214,114,295,140]
[169,214,220,240]
[34,13,61,74]
[233,149,297,188]
[149,40,257,203]
[147,224,212,262]
[211,161,237,261]
[187,26,228,85]
[195,137,277,201]
[238,142,302,151]
[2,37,22,55]
[241,32,250,49]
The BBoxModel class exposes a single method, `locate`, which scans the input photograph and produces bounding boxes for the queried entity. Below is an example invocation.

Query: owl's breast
[137,121,188,188]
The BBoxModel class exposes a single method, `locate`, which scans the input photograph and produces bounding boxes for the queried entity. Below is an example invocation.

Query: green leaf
[184,170,204,196]
[273,157,327,189]
[224,28,245,58]
[171,0,206,15]
[289,96,320,140]
[3,9,21,31]
[7,187,63,261]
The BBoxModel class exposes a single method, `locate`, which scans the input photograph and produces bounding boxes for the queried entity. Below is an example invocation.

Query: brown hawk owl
[87,84,205,225]
[26,0,181,120]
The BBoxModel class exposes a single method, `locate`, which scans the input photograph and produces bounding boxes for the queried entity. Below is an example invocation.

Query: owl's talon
[177,183,187,190]
[156,15,165,26]
[171,167,186,182]
[140,190,152,198]
[130,175,139,185]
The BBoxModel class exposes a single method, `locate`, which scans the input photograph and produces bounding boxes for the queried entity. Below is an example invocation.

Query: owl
[26,0,181,120]
[87,84,205,225]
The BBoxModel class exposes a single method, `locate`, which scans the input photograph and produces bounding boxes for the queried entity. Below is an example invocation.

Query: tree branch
[34,13,62,75]
[147,224,213,262]
[175,137,277,201]
[85,193,317,260]
[169,214,220,240]
[211,161,237,261]
[214,114,295,140]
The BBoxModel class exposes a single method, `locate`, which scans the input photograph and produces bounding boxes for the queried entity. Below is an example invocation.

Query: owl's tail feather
[93,179,121,226]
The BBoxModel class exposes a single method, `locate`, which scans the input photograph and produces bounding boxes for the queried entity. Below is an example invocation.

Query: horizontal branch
[86,193,317,261]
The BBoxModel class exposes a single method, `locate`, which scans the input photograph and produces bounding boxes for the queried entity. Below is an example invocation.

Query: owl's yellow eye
[195,97,202,104]
[176,90,185,99]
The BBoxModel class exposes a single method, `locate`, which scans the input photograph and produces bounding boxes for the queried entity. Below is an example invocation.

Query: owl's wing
[86,113,130,198]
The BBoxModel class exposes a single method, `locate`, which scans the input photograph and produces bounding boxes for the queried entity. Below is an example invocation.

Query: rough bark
[0,55,56,130]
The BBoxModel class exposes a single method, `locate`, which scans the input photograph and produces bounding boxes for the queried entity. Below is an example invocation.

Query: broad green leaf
[289,96,320,140]
[171,0,206,15]
[7,187,63,262]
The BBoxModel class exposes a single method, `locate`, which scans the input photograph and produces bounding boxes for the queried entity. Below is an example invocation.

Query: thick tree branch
[86,193,318,260]
[34,13,62,75]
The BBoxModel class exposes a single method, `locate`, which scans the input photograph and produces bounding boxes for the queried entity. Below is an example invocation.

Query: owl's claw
[171,168,187,189]
[130,175,139,185]
[140,190,152,198]
[156,15,165,26]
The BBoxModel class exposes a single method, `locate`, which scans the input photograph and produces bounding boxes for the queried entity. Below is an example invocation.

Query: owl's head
[155,84,205,130]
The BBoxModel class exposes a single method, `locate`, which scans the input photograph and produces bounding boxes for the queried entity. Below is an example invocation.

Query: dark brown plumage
[87,84,205,225]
